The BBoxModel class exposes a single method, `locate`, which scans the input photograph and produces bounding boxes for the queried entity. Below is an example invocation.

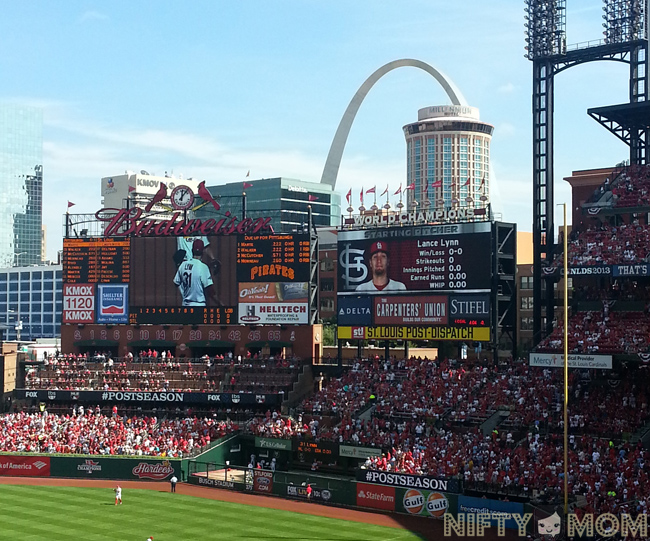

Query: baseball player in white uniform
[355,241,406,293]
[173,239,220,306]
[176,235,209,263]
[114,485,122,505]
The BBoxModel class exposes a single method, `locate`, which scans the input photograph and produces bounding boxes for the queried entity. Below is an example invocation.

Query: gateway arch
[320,59,467,189]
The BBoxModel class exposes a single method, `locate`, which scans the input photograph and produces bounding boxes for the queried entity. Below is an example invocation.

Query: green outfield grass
[0,485,424,541]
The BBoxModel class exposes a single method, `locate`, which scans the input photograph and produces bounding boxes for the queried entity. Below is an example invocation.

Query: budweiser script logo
[132,461,175,480]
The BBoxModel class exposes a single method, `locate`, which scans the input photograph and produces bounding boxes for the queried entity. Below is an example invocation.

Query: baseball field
[0,479,430,541]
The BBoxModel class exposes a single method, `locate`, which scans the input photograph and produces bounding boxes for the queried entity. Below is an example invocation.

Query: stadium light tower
[526,0,649,345]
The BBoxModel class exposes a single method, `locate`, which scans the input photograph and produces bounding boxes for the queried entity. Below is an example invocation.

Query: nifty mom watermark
[444,511,649,538]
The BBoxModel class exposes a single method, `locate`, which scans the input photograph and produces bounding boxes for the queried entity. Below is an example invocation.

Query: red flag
[360,188,364,204]
[380,185,388,197]
[405,183,415,191]
[67,201,75,208]
[308,195,319,201]
[346,189,351,205]
[366,186,376,195]
[463,176,471,187]
[128,185,136,193]
[480,176,486,187]
[394,184,402,195]
[431,180,442,188]
[243,182,253,189]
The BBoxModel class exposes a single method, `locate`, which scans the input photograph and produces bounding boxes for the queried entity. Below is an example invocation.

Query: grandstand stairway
[479,409,510,438]
[284,364,314,411]
[357,403,376,423]
[632,419,650,447]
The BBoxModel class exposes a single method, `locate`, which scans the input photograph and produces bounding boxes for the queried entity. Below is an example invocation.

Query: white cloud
[497,82,515,94]
[79,11,109,23]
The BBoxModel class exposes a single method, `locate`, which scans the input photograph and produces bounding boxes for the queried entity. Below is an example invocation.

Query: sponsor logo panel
[356,483,396,511]
[338,326,490,342]
[0,456,51,477]
[238,302,309,324]
[337,296,372,326]
[528,353,612,370]
[373,295,448,325]
[63,284,95,324]
[253,470,274,493]
[97,284,129,324]
[132,460,175,480]
[239,282,308,302]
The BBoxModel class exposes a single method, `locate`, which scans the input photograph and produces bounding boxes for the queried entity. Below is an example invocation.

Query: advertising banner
[337,224,492,294]
[396,487,455,518]
[15,389,282,406]
[286,484,334,503]
[188,474,240,491]
[339,445,383,459]
[238,282,308,303]
[253,470,274,494]
[613,264,650,277]
[338,326,490,342]
[373,295,448,325]
[0,455,50,477]
[238,302,309,324]
[49,456,180,480]
[337,296,372,327]
[356,482,396,511]
[356,469,459,494]
[63,283,95,324]
[457,495,524,530]
[255,437,292,451]
[528,353,612,370]
[449,294,491,325]
[97,284,129,324]
[543,264,650,278]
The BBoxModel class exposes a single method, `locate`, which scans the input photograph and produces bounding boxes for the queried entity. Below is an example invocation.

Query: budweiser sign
[96,208,272,238]
[132,461,175,480]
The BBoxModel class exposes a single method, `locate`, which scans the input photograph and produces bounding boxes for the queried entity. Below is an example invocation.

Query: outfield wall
[0,454,181,481]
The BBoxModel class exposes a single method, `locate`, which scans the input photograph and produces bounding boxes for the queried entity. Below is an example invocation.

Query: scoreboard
[63,238,130,284]
[129,306,236,325]
[237,234,311,282]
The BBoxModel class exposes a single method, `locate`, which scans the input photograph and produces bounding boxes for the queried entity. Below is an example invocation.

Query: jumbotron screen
[62,233,311,326]
[336,223,492,331]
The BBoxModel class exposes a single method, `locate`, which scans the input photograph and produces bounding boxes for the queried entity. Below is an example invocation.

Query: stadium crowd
[0,410,238,457]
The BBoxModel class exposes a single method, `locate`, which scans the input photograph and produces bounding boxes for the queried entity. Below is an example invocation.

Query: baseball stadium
[2,2,650,540]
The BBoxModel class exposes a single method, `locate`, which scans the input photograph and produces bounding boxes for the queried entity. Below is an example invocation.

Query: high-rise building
[207,178,341,233]
[0,105,43,268]
[403,105,493,209]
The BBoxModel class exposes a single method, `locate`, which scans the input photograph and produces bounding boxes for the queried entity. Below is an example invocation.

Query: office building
[0,105,43,267]
[207,177,341,233]
[0,265,62,341]
[403,105,494,209]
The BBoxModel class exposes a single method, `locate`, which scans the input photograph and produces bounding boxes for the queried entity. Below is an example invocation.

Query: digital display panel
[236,234,311,282]
[63,238,131,284]
[336,223,493,331]
[62,233,312,326]
[337,223,492,294]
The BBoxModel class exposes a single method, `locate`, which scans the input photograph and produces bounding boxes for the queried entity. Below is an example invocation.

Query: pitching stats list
[63,238,131,284]
[236,234,311,282]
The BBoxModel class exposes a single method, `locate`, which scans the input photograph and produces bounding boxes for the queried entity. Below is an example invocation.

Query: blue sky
[1,1,632,260]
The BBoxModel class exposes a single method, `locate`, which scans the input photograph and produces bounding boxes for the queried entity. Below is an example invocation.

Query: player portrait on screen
[173,239,222,306]
[355,241,406,293]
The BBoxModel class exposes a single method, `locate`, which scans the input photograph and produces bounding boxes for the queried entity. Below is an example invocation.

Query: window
[320,298,334,311]
[520,297,533,310]
[520,317,533,330]
[520,276,533,290]
[320,278,335,292]
[320,257,334,272]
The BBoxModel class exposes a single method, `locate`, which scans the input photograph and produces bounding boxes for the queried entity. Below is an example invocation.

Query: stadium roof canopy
[588,102,650,130]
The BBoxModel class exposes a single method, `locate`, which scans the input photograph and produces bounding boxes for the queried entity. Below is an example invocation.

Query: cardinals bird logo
[198,181,220,211]
[144,183,168,212]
